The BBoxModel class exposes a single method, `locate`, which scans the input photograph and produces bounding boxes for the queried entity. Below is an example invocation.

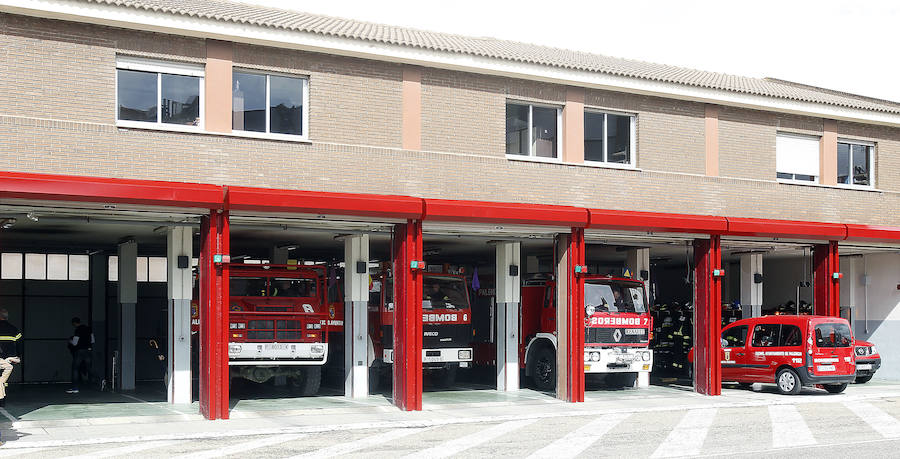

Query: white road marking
[527,413,630,459]
[768,404,815,448]
[402,418,538,459]
[290,426,434,459]
[844,401,900,438]
[0,448,49,457]
[60,440,180,459]
[0,408,16,423]
[174,433,305,459]
[650,408,717,458]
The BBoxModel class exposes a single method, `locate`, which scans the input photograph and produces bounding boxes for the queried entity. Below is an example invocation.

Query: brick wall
[1,14,899,227]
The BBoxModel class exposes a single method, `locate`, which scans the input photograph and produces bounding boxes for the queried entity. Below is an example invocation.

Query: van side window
[779,325,802,346]
[751,324,780,347]
[722,325,747,347]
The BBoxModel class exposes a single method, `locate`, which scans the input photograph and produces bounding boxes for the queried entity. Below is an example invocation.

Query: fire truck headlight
[311,344,325,354]
[229,323,238,329]
[306,323,322,330]
[584,352,590,362]
[642,351,651,361]
[585,305,596,316]
[228,344,242,355]
[591,352,601,362]
[458,350,472,360]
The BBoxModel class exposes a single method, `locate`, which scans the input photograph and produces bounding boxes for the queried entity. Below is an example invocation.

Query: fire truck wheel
[291,367,322,396]
[824,383,848,394]
[776,368,801,395]
[855,375,873,384]
[531,347,556,392]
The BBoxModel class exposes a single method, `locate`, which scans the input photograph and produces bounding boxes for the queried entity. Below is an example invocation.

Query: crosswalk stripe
[289,427,434,459]
[174,433,305,459]
[60,440,180,459]
[844,401,900,438]
[650,408,717,458]
[527,413,630,459]
[0,448,49,458]
[401,418,538,459]
[769,405,815,448]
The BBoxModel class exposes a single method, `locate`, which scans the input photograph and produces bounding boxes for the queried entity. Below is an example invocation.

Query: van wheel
[291,367,322,396]
[531,347,556,392]
[855,375,873,384]
[824,383,848,394]
[776,368,801,395]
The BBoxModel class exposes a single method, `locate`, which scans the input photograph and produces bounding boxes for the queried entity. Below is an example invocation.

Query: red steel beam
[228,186,424,220]
[0,171,224,208]
[565,228,586,402]
[425,199,588,227]
[693,235,722,396]
[814,242,841,317]
[726,217,847,240]
[588,209,727,234]
[845,224,900,244]
[199,210,230,420]
[392,220,424,411]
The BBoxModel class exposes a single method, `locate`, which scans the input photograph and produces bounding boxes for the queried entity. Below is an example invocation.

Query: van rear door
[810,319,855,377]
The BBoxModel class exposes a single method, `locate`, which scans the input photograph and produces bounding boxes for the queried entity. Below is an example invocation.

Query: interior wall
[846,252,900,380]
[762,257,813,309]
[653,265,693,305]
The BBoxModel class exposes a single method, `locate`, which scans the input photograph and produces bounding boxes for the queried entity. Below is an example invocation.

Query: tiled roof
[76,0,900,114]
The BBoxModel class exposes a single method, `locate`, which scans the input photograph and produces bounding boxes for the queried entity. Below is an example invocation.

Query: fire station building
[0,0,898,420]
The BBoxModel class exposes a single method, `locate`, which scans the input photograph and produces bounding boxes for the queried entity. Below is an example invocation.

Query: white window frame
[583,108,637,169]
[836,138,875,190]
[115,56,205,133]
[776,132,820,184]
[505,101,563,163]
[232,69,310,142]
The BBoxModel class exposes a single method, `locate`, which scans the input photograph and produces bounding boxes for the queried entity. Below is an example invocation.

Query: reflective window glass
[584,112,605,162]
[779,324,802,347]
[232,72,266,132]
[751,324,780,347]
[837,143,851,184]
[722,325,748,347]
[531,106,558,158]
[606,114,631,164]
[117,69,157,122]
[161,74,200,125]
[270,75,304,135]
[852,144,870,186]
[505,104,529,155]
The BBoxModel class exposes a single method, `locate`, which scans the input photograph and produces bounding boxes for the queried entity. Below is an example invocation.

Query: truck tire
[855,375,873,384]
[291,367,322,396]
[607,372,637,389]
[531,347,556,392]
[824,383,848,394]
[776,368,801,395]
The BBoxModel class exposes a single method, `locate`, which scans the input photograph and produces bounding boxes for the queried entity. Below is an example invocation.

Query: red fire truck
[191,264,332,395]
[518,274,653,390]
[368,270,474,387]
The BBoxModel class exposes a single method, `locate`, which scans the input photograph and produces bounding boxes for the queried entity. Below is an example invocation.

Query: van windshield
[814,322,852,348]
[584,281,646,313]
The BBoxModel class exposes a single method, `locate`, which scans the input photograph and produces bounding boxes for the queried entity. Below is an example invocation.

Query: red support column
[693,235,722,396]
[392,220,423,411]
[199,210,230,420]
[814,241,841,317]
[565,228,586,403]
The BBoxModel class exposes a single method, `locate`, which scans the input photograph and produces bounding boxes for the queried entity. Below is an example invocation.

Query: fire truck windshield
[230,277,266,296]
[229,276,317,297]
[585,281,646,314]
[423,276,468,310]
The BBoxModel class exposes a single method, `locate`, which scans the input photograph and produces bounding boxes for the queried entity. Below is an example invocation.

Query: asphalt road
[8,395,900,458]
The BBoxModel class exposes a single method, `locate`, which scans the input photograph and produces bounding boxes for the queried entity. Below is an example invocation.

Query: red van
[720,315,856,395]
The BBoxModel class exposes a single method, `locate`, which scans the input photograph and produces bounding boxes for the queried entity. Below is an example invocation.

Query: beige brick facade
[1,14,898,227]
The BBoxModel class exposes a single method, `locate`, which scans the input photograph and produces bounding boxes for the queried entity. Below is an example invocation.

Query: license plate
[424,355,443,362]
[264,344,289,351]
[857,364,872,370]
[817,365,835,372]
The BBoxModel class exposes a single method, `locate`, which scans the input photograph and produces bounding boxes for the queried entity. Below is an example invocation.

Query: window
[233,71,308,138]
[837,140,873,187]
[506,103,561,159]
[107,256,168,282]
[584,111,635,165]
[0,253,89,281]
[776,133,819,182]
[722,325,747,348]
[779,325,802,347]
[116,57,204,129]
[751,324,780,347]
[584,281,646,313]
[814,322,852,348]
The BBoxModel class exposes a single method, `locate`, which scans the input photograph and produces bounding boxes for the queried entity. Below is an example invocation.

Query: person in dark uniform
[0,308,22,406]
[66,317,94,394]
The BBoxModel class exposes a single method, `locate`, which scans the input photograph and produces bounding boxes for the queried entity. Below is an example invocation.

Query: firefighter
[66,317,95,394]
[0,308,22,407]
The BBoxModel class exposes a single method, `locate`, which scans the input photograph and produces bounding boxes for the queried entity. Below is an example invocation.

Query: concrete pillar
[90,253,107,386]
[344,234,370,399]
[495,241,521,392]
[117,240,137,391]
[740,253,763,319]
[625,248,651,388]
[167,227,192,404]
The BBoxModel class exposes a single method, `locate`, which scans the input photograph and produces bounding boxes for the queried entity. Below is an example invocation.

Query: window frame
[836,138,875,190]
[583,108,637,169]
[115,56,205,133]
[505,101,563,163]
[231,68,310,142]
[775,132,820,185]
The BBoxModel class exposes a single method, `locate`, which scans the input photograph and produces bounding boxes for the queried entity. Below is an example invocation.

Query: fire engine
[191,264,332,395]
[499,274,653,390]
[368,269,474,387]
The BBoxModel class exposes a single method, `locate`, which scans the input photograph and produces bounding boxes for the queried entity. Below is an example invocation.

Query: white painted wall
[842,253,900,380]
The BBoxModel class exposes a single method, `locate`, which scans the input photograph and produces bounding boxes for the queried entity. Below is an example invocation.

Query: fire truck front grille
[585,327,648,345]
[255,306,291,312]
[245,320,305,340]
